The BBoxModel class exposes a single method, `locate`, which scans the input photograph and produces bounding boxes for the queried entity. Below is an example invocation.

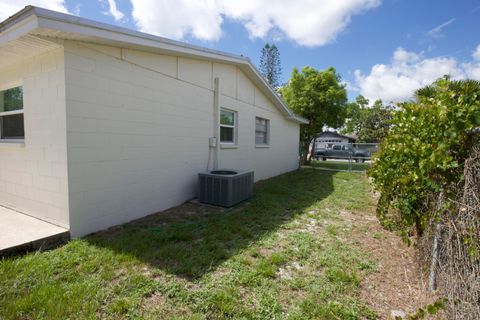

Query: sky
[1,0,480,103]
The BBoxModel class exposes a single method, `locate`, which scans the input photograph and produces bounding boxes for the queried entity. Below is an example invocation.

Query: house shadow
[86,168,335,280]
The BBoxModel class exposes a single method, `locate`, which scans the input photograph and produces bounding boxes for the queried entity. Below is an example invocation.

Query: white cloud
[130,0,381,46]
[473,44,480,61]
[392,47,420,63]
[426,18,455,39]
[0,0,68,21]
[105,0,125,21]
[354,46,480,102]
[73,3,81,16]
[462,45,480,80]
[131,0,224,41]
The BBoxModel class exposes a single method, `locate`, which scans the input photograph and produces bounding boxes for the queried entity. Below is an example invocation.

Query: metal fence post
[348,152,352,172]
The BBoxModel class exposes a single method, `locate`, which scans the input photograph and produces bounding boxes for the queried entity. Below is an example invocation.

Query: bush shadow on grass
[86,169,334,279]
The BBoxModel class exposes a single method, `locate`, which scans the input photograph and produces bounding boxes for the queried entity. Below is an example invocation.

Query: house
[314,131,356,150]
[0,6,307,237]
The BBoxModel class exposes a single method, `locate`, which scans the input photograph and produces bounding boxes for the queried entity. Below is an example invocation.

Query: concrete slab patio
[0,206,70,257]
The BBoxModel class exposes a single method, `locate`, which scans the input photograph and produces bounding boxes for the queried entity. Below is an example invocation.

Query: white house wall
[0,47,69,228]
[219,93,299,181]
[64,41,299,237]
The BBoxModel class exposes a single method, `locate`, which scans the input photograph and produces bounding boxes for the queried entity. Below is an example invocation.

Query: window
[0,85,24,140]
[220,108,237,144]
[255,117,269,145]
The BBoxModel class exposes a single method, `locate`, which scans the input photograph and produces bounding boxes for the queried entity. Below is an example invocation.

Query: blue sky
[2,0,480,102]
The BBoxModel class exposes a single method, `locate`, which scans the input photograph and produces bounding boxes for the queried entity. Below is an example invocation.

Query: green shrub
[369,77,480,237]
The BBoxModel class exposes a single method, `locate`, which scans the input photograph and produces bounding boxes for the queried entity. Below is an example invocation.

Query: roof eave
[0,6,39,47]
[288,115,309,124]
[0,6,35,32]
[1,6,306,124]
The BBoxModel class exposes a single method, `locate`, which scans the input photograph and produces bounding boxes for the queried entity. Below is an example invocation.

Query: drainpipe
[213,77,221,170]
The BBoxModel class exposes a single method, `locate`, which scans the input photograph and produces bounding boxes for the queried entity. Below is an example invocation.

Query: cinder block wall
[0,46,69,228]
[64,41,299,236]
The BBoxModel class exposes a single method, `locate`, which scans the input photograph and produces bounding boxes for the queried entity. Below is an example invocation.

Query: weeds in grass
[0,169,377,319]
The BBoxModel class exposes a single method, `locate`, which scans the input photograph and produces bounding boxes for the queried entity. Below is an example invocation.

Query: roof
[0,6,308,124]
[316,131,356,141]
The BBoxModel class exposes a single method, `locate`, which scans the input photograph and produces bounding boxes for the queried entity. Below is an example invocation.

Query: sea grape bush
[369,77,480,236]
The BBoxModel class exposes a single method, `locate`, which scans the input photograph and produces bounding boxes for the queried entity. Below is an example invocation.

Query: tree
[259,43,282,89]
[341,95,393,143]
[342,95,368,136]
[279,66,347,164]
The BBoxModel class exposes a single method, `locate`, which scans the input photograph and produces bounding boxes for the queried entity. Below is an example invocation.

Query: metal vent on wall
[198,170,254,207]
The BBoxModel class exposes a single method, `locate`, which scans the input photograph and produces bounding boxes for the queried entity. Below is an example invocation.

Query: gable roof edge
[0,6,308,124]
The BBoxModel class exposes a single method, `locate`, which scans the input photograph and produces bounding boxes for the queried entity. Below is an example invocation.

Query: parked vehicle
[314,144,371,162]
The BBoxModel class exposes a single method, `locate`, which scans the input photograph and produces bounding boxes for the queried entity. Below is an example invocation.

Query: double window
[220,108,237,144]
[0,85,24,141]
[219,109,270,147]
[255,117,269,145]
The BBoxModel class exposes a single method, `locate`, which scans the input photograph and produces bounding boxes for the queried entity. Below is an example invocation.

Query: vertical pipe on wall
[213,77,221,170]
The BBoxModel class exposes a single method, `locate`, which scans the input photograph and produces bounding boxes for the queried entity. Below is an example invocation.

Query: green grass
[311,160,370,171]
[0,169,377,319]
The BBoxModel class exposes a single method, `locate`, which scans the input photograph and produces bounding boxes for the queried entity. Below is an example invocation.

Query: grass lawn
[311,160,370,172]
[0,169,378,319]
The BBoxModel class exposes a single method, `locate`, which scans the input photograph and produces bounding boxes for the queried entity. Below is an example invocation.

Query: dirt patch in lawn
[343,207,444,319]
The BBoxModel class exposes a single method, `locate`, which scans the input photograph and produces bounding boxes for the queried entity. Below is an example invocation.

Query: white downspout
[213,77,221,170]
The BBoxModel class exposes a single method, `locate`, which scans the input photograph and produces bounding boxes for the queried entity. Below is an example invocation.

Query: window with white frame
[0,85,24,140]
[255,117,269,145]
[220,108,237,144]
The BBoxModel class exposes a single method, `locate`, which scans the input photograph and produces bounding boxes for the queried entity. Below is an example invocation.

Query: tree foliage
[341,95,394,143]
[279,66,347,164]
[259,43,282,89]
[369,77,480,236]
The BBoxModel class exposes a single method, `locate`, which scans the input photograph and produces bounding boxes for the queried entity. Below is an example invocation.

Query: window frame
[219,108,237,145]
[0,82,24,143]
[255,116,270,146]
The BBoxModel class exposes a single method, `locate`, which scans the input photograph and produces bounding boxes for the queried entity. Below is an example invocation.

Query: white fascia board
[31,8,310,124]
[288,115,309,124]
[33,6,244,64]
[0,14,38,47]
[238,62,309,124]
[0,6,308,124]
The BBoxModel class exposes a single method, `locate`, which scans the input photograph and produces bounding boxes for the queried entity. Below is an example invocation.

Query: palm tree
[415,76,480,101]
